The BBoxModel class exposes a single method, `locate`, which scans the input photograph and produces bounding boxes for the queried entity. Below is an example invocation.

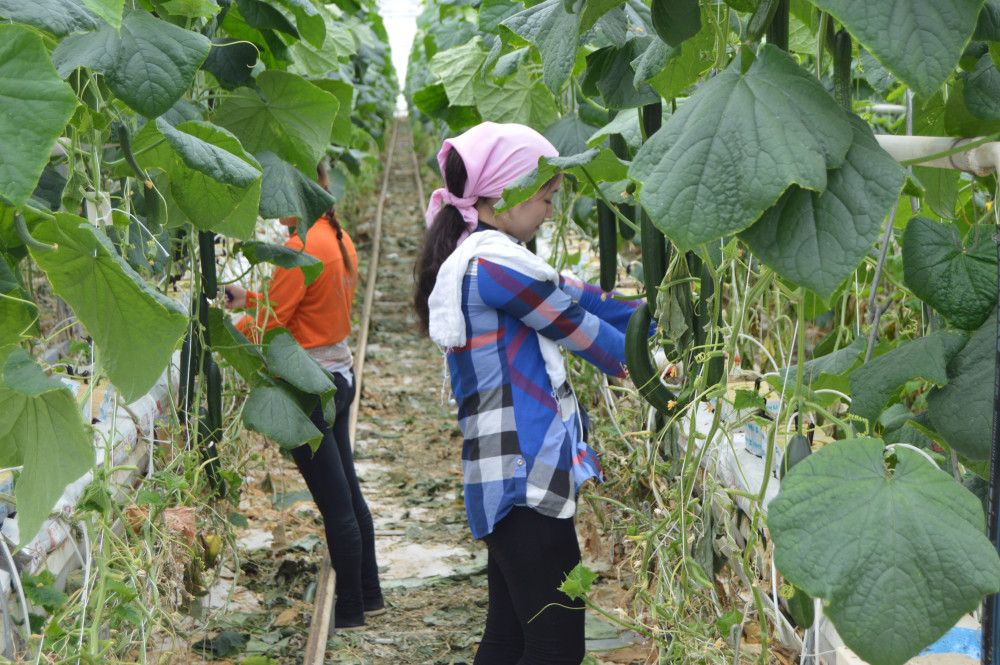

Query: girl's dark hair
[414,149,476,333]
[316,162,357,283]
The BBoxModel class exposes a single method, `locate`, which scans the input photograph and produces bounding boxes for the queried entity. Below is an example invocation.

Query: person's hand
[223,284,247,310]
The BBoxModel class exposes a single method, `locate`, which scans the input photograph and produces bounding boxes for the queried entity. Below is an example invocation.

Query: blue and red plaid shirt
[446,238,639,538]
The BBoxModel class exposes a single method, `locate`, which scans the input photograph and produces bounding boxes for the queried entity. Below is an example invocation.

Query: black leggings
[475,507,586,665]
[290,370,381,616]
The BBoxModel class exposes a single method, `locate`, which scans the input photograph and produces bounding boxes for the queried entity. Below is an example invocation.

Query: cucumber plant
[0,0,397,660]
[407,0,1000,663]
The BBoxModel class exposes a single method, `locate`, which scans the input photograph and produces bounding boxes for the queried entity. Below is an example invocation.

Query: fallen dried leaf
[162,507,196,546]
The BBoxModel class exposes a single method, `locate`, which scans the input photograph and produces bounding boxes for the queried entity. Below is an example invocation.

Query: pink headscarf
[424,122,559,245]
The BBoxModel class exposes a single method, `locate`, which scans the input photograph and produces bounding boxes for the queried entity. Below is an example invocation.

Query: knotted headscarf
[424,122,559,246]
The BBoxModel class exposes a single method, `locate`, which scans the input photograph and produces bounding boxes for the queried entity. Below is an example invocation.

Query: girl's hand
[223,284,247,310]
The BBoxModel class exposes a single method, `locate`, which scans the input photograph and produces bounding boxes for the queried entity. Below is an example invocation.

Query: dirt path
[331,122,489,662]
[175,120,646,665]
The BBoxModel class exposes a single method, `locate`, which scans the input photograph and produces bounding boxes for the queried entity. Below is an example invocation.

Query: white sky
[377,0,423,111]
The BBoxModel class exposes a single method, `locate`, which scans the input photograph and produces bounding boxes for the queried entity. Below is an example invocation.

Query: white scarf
[428,230,567,390]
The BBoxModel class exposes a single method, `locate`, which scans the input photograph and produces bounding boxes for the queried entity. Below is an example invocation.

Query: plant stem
[864,202,899,362]
[579,167,641,234]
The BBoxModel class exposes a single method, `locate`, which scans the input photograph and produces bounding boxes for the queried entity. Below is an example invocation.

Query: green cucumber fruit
[198,230,217,297]
[625,303,678,413]
[597,201,618,292]
[780,432,812,479]
[833,28,852,111]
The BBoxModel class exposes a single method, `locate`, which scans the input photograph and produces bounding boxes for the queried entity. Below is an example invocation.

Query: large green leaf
[159,0,220,19]
[413,83,482,132]
[52,11,210,116]
[473,69,560,129]
[631,45,852,251]
[639,11,715,99]
[202,38,259,91]
[772,334,866,398]
[287,10,356,76]
[106,11,211,118]
[237,240,323,286]
[242,385,322,450]
[430,38,488,106]
[80,0,124,29]
[52,25,121,79]
[29,214,188,402]
[927,311,996,460]
[235,0,298,37]
[266,332,335,395]
[902,217,997,330]
[847,331,968,426]
[500,0,580,94]
[769,437,1000,665]
[480,0,523,32]
[132,119,262,239]
[0,0,102,35]
[586,108,643,151]
[207,308,264,382]
[739,115,904,300]
[0,26,78,209]
[944,78,1000,135]
[594,6,629,47]
[499,149,629,209]
[309,78,354,146]
[257,152,335,239]
[579,0,626,31]
[543,114,602,157]
[964,55,1000,120]
[276,0,326,48]
[913,166,960,220]
[583,40,661,110]
[0,349,94,548]
[975,0,1000,39]
[0,259,39,348]
[650,0,700,46]
[214,70,339,171]
[811,0,984,98]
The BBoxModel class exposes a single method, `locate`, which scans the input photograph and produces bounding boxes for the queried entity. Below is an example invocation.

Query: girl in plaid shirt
[415,123,639,664]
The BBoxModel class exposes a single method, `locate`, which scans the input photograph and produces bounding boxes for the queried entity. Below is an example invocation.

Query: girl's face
[498,175,562,243]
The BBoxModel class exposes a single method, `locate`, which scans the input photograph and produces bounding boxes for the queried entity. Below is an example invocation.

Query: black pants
[474,507,586,665]
[291,370,381,618]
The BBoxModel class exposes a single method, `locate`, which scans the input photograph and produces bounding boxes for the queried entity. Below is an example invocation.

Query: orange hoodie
[237,219,358,348]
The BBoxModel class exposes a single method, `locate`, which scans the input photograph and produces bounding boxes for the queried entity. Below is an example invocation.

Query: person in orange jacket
[225,162,384,629]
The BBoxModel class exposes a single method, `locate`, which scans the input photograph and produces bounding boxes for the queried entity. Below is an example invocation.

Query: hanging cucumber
[205,356,223,434]
[780,432,812,479]
[642,101,662,140]
[178,327,200,425]
[597,201,618,292]
[197,406,226,495]
[833,28,853,111]
[116,122,163,231]
[765,0,789,51]
[198,230,217,298]
[698,263,725,389]
[640,101,668,305]
[626,303,678,413]
[747,0,780,42]
[785,583,815,628]
[14,213,55,253]
[641,213,667,306]
[608,134,636,240]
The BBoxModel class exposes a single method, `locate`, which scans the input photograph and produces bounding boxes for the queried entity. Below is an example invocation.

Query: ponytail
[414,150,473,333]
[322,209,357,285]
[316,161,357,285]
